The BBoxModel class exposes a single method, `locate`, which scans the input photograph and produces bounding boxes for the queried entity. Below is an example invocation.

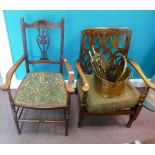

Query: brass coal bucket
[89,46,131,97]
[94,66,131,97]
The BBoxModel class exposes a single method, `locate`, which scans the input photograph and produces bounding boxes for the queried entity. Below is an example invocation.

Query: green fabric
[15,72,67,108]
[76,74,140,113]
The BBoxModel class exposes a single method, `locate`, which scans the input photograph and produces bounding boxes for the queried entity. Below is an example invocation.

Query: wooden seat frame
[75,27,155,128]
[2,17,75,136]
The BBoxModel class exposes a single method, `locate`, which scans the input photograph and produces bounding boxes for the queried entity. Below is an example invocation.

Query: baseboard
[129,79,147,87]
[0,72,3,88]
[0,78,146,89]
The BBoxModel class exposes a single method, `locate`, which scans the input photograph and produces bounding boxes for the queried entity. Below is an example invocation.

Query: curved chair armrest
[127,58,155,90]
[75,60,89,92]
[2,55,26,91]
[61,55,75,94]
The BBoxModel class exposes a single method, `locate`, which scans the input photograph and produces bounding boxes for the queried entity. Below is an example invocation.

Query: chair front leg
[127,87,148,128]
[65,94,71,136]
[65,107,70,136]
[7,90,21,134]
[78,92,87,128]
[78,105,85,128]
[126,102,143,128]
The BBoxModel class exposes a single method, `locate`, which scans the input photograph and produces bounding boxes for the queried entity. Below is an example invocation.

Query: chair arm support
[75,60,89,92]
[61,55,75,93]
[2,55,26,91]
[127,58,155,90]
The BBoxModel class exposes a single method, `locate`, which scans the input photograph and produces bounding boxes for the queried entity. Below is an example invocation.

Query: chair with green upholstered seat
[75,27,155,128]
[76,74,140,114]
[15,72,67,108]
[2,18,75,136]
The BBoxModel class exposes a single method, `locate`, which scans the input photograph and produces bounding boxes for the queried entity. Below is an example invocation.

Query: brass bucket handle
[110,53,127,82]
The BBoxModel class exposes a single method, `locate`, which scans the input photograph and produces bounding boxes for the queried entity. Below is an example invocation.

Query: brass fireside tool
[89,46,131,97]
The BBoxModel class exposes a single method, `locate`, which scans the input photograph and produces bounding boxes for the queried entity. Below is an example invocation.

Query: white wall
[0,10,20,88]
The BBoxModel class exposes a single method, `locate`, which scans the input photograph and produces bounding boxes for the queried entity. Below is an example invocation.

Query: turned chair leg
[78,110,84,128]
[75,88,78,95]
[12,107,21,134]
[77,91,86,128]
[65,94,71,136]
[126,103,143,128]
[65,108,69,136]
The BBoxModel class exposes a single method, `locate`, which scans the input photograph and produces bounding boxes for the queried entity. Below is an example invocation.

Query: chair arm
[61,55,75,93]
[127,58,155,90]
[75,60,89,92]
[2,55,26,91]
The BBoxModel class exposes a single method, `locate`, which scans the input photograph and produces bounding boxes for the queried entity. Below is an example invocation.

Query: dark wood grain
[3,18,74,136]
[76,27,147,128]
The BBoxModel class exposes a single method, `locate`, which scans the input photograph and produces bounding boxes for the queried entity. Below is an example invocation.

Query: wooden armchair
[75,27,155,128]
[2,18,75,136]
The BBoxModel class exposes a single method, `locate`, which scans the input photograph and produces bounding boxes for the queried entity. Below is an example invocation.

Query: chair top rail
[22,18,63,29]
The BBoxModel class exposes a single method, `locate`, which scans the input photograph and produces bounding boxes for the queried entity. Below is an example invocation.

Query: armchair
[76,27,155,128]
[2,18,75,136]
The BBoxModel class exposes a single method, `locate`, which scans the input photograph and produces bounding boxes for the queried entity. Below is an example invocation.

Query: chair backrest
[20,17,64,73]
[79,27,132,74]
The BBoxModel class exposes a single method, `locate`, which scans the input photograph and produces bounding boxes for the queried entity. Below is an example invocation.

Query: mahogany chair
[75,27,155,128]
[2,17,75,136]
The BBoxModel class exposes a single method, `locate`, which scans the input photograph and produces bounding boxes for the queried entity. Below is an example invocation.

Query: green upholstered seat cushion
[14,72,67,108]
[76,74,140,113]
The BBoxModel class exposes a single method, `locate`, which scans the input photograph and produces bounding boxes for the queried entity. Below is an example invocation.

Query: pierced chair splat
[2,18,75,136]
